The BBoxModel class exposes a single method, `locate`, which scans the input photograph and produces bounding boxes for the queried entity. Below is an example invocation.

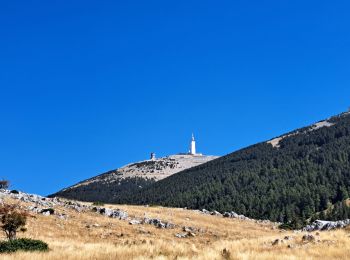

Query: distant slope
[114,112,350,223]
[51,154,218,202]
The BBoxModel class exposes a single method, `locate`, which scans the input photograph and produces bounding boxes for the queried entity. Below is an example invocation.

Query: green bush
[278,217,306,230]
[0,238,49,253]
[278,223,294,230]
[92,201,105,206]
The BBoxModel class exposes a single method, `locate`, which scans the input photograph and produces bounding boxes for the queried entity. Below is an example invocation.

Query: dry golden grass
[1,198,349,260]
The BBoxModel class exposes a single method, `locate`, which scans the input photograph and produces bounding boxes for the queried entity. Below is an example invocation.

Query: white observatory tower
[190,133,196,155]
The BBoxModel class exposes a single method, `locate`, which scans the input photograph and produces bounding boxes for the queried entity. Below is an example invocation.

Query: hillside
[112,111,350,224]
[1,190,350,259]
[51,154,218,202]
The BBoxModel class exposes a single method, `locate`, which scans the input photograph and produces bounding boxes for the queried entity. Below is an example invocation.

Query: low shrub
[278,223,294,230]
[0,181,9,190]
[0,238,49,253]
[92,201,105,206]
[10,190,19,194]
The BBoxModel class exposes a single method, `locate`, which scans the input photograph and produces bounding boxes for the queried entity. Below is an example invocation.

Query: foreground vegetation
[0,196,49,254]
[0,238,48,253]
[0,196,349,259]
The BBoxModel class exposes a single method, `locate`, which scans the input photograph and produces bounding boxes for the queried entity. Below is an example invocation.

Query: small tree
[0,180,9,190]
[0,204,27,240]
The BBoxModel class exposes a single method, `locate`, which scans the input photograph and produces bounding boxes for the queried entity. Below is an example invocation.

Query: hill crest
[52,153,219,201]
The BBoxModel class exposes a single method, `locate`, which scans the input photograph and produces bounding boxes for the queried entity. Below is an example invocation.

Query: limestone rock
[223,211,249,220]
[129,219,142,225]
[95,207,128,220]
[142,218,175,229]
[303,220,350,232]
[175,233,188,238]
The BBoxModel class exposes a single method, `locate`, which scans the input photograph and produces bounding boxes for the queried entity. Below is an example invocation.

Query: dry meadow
[1,198,350,260]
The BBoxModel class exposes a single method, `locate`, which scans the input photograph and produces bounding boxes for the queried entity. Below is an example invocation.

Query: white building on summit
[151,133,203,160]
[188,134,203,156]
[189,133,196,155]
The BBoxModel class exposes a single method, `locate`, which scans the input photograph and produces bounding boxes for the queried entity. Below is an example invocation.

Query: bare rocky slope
[51,154,218,202]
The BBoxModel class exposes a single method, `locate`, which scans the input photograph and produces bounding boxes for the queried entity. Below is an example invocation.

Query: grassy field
[1,198,350,260]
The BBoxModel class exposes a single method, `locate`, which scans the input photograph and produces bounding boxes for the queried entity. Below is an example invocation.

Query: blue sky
[1,1,350,195]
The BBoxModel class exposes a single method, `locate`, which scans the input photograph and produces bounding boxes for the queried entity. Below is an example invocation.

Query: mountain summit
[51,135,218,202]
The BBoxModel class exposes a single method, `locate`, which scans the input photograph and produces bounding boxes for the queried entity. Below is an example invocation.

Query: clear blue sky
[1,1,349,195]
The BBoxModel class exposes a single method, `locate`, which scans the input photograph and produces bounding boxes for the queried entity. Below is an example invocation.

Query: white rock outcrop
[303,220,350,232]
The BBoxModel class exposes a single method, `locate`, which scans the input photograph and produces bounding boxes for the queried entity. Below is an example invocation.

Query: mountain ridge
[109,111,350,224]
[51,154,219,202]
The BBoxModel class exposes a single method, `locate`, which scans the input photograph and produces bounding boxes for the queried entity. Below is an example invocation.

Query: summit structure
[190,133,196,155]
[188,134,202,156]
[52,134,218,202]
